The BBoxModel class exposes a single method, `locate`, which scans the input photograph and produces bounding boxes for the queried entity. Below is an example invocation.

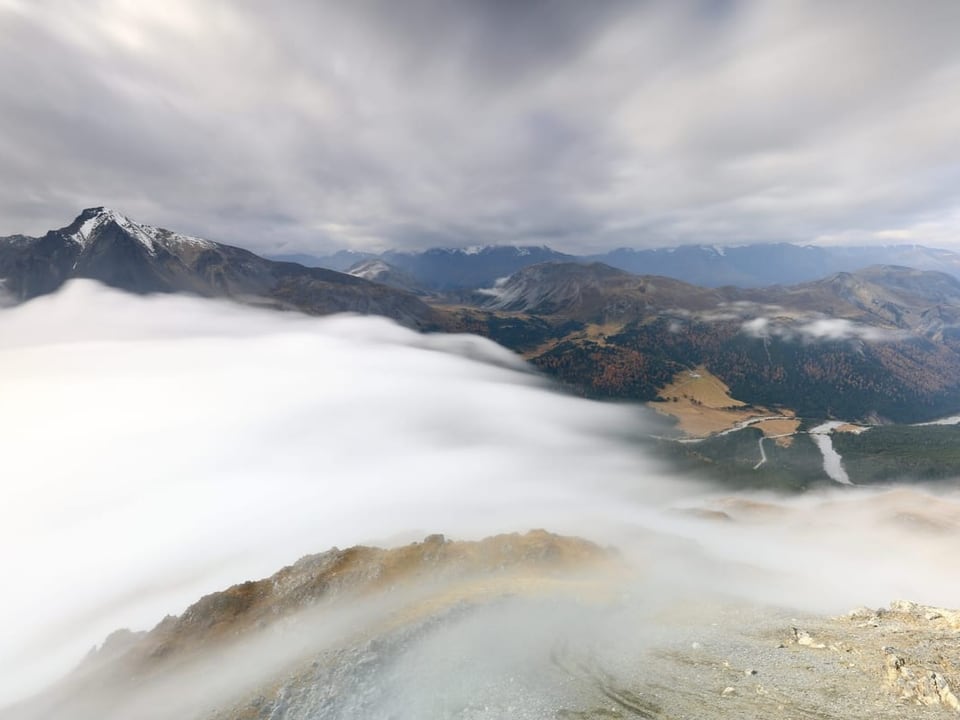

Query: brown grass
[582,321,625,343]
[754,418,802,446]
[657,366,747,409]
[654,404,763,437]
[652,366,765,436]
[650,367,803,438]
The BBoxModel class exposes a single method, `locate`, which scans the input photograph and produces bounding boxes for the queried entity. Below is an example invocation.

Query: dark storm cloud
[0,0,959,254]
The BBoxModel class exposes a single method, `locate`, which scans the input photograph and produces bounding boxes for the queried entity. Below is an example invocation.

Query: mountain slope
[726,265,960,338]
[346,258,427,295]
[0,208,441,328]
[477,261,960,333]
[480,261,725,319]
[450,262,960,423]
[11,530,960,720]
[5,531,616,720]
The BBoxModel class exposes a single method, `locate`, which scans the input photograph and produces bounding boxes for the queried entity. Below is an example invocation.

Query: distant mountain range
[272,245,575,292]
[272,246,561,292]
[273,242,960,291]
[0,208,440,328]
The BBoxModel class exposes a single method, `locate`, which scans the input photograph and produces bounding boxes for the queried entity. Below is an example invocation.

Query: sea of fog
[2,280,960,707]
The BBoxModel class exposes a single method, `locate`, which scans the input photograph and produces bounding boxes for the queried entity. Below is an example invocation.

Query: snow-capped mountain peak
[67,207,156,253]
[64,207,214,254]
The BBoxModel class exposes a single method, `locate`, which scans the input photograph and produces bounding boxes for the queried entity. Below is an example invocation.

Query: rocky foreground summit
[6,531,960,720]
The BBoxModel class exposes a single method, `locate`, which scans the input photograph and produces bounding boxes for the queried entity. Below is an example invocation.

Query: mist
[742,315,907,342]
[3,281,960,710]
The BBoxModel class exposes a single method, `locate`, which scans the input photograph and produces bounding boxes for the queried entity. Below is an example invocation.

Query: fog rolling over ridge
[3,281,960,714]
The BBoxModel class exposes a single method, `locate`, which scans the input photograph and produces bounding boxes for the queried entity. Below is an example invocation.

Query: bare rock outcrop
[9,536,960,720]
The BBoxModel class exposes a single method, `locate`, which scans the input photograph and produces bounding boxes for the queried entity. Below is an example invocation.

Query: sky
[1,0,959,255]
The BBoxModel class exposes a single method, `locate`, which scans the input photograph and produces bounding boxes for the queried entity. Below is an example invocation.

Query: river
[808,421,852,485]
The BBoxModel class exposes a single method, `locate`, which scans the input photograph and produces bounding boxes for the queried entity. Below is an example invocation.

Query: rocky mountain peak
[61,206,158,254]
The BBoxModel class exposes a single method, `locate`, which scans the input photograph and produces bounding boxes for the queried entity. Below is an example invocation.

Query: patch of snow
[448,244,540,256]
[75,215,101,243]
[711,244,727,257]
[143,225,216,250]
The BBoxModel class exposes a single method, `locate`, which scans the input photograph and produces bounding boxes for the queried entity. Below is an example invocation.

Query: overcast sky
[1,0,959,255]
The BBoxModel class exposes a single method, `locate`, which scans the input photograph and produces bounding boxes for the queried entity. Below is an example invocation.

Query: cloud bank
[3,283,960,709]
[1,1,959,253]
[0,281,667,704]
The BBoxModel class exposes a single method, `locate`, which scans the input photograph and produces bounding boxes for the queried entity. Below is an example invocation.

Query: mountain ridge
[11,529,960,720]
[0,208,441,328]
[5,531,616,720]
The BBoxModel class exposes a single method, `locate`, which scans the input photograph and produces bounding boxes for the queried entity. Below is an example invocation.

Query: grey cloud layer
[1,0,958,254]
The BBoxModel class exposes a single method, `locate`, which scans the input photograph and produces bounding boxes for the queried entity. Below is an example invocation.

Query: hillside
[5,531,618,720]
[446,262,960,423]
